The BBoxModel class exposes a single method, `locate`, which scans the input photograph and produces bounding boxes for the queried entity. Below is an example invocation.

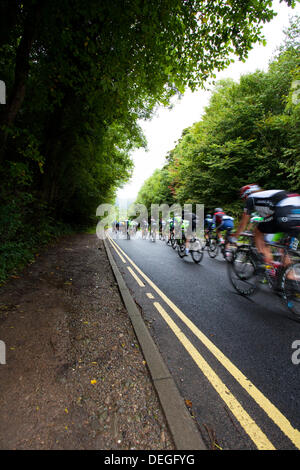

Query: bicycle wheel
[177,244,186,258]
[228,246,258,296]
[208,238,218,258]
[190,239,204,264]
[171,234,177,249]
[282,263,300,320]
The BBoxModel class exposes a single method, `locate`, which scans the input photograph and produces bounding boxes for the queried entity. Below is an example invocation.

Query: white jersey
[245,190,287,218]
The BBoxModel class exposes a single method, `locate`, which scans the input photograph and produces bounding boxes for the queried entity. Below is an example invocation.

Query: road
[107,232,300,450]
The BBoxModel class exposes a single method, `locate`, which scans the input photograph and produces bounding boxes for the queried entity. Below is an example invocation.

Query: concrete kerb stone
[103,237,206,451]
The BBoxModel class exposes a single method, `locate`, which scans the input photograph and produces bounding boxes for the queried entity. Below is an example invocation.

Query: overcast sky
[116,0,300,207]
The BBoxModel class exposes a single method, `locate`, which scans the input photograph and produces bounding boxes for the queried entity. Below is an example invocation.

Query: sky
[116,0,300,208]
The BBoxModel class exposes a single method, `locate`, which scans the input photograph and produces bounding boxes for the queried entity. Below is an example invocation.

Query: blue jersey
[204,217,214,230]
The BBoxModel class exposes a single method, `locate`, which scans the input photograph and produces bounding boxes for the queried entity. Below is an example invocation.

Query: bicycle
[166,228,177,249]
[207,228,233,260]
[227,232,300,320]
[176,234,204,264]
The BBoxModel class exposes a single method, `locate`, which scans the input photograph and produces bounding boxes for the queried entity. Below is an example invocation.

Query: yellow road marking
[147,293,155,299]
[127,266,145,287]
[110,241,126,263]
[154,301,275,450]
[107,236,300,449]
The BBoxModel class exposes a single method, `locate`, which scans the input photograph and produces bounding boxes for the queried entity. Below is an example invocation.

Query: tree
[139,16,300,215]
[0,1,298,279]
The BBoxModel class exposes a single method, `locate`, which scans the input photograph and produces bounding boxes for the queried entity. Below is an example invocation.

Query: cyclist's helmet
[240,184,261,199]
[214,208,223,213]
[206,214,212,218]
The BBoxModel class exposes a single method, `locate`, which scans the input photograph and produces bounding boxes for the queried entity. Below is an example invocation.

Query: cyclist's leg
[255,216,287,265]
[185,235,190,253]
[265,232,289,266]
[216,224,223,241]
[224,228,232,250]
[254,225,273,264]
[204,229,208,241]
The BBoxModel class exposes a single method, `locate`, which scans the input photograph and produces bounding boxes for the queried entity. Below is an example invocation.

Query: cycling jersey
[213,212,234,231]
[213,211,225,226]
[250,213,264,223]
[245,190,300,234]
[244,190,288,218]
[219,218,234,231]
[181,219,190,230]
[204,217,214,230]
[168,218,175,230]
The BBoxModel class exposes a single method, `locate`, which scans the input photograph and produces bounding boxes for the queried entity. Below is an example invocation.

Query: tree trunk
[0,3,42,164]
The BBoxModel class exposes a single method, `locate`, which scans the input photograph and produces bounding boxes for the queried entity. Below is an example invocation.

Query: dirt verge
[0,234,174,450]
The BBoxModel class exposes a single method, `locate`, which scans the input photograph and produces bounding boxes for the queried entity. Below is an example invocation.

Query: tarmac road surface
[108,232,300,450]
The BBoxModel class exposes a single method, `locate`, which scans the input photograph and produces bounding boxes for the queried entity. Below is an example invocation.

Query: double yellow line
[107,235,300,450]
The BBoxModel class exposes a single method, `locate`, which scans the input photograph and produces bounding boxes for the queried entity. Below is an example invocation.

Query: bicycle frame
[207,228,233,259]
[228,231,300,318]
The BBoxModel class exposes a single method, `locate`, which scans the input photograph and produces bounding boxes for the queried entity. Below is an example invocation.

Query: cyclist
[181,211,199,257]
[247,212,299,283]
[213,208,234,248]
[181,217,191,256]
[129,219,138,237]
[204,214,215,246]
[232,184,300,268]
[112,220,119,235]
[118,220,125,236]
[150,217,158,242]
[160,218,167,240]
[166,217,175,245]
[141,218,148,239]
[124,219,130,239]
[164,219,169,238]
[174,215,182,234]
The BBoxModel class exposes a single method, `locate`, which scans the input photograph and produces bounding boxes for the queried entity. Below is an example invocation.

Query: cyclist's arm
[234,212,250,237]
